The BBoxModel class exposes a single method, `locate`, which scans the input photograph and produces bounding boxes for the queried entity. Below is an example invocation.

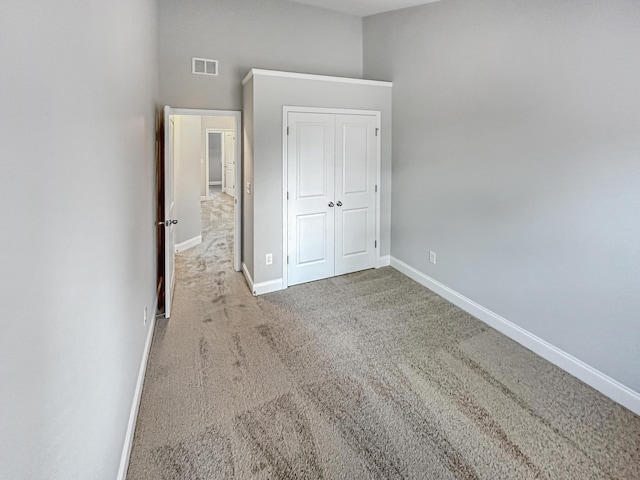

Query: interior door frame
[282,106,382,289]
[168,108,242,272]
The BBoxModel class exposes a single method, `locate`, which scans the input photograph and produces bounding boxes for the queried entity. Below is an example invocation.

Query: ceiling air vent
[192,57,218,76]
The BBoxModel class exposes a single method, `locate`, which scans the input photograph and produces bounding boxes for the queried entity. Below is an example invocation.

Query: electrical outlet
[143,305,148,325]
[429,251,437,265]
[266,253,273,265]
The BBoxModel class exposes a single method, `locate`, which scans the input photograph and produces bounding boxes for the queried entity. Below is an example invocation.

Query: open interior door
[162,106,177,318]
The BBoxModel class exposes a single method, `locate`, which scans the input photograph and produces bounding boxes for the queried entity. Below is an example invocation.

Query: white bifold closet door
[287,112,377,286]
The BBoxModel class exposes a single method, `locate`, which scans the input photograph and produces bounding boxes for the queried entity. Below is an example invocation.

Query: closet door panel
[297,213,328,264]
[341,207,368,256]
[287,113,335,286]
[335,115,377,276]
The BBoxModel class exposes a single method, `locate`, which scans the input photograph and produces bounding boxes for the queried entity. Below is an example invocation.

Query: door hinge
[375,184,378,193]
[375,128,379,137]
[287,255,289,264]
[287,191,289,200]
[375,240,377,248]
[287,126,290,135]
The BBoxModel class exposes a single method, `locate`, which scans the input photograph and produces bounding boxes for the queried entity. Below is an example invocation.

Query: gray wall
[175,115,203,245]
[208,133,223,183]
[157,0,363,110]
[364,0,640,391]
[245,73,392,284]
[0,0,159,478]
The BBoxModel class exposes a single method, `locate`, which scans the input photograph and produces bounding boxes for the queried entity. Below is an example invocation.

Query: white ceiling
[289,0,441,18]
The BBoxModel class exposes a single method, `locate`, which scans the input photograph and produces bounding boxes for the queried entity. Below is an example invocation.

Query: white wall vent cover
[192,58,218,76]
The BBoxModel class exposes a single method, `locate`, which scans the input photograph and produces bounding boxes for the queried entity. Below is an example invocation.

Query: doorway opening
[205,129,236,199]
[165,108,241,275]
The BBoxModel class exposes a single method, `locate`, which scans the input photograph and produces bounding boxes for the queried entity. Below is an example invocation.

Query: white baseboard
[117,294,158,480]
[390,256,640,416]
[242,263,283,296]
[377,255,391,267]
[200,195,209,201]
[254,278,283,296]
[175,235,202,253]
[209,181,222,186]
[242,262,254,293]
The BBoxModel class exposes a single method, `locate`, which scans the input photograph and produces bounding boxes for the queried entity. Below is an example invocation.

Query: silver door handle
[336,201,342,207]
[328,202,334,208]
[158,219,179,227]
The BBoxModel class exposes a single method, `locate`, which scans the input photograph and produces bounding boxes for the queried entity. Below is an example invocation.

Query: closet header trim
[242,69,393,88]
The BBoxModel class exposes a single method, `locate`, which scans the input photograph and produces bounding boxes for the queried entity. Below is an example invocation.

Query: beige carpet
[127,188,640,479]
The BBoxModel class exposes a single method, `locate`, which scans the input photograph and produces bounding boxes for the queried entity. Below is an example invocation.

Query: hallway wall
[208,133,223,184]
[174,115,203,245]
[0,0,159,478]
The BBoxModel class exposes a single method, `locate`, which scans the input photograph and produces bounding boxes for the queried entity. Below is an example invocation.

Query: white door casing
[286,109,379,287]
[163,106,177,318]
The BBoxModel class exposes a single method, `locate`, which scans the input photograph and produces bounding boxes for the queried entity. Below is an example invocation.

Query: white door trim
[282,106,382,289]
[242,69,393,88]
[168,108,242,272]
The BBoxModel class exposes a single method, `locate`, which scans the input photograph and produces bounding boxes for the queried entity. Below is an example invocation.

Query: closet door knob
[336,201,342,207]
[328,202,334,208]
